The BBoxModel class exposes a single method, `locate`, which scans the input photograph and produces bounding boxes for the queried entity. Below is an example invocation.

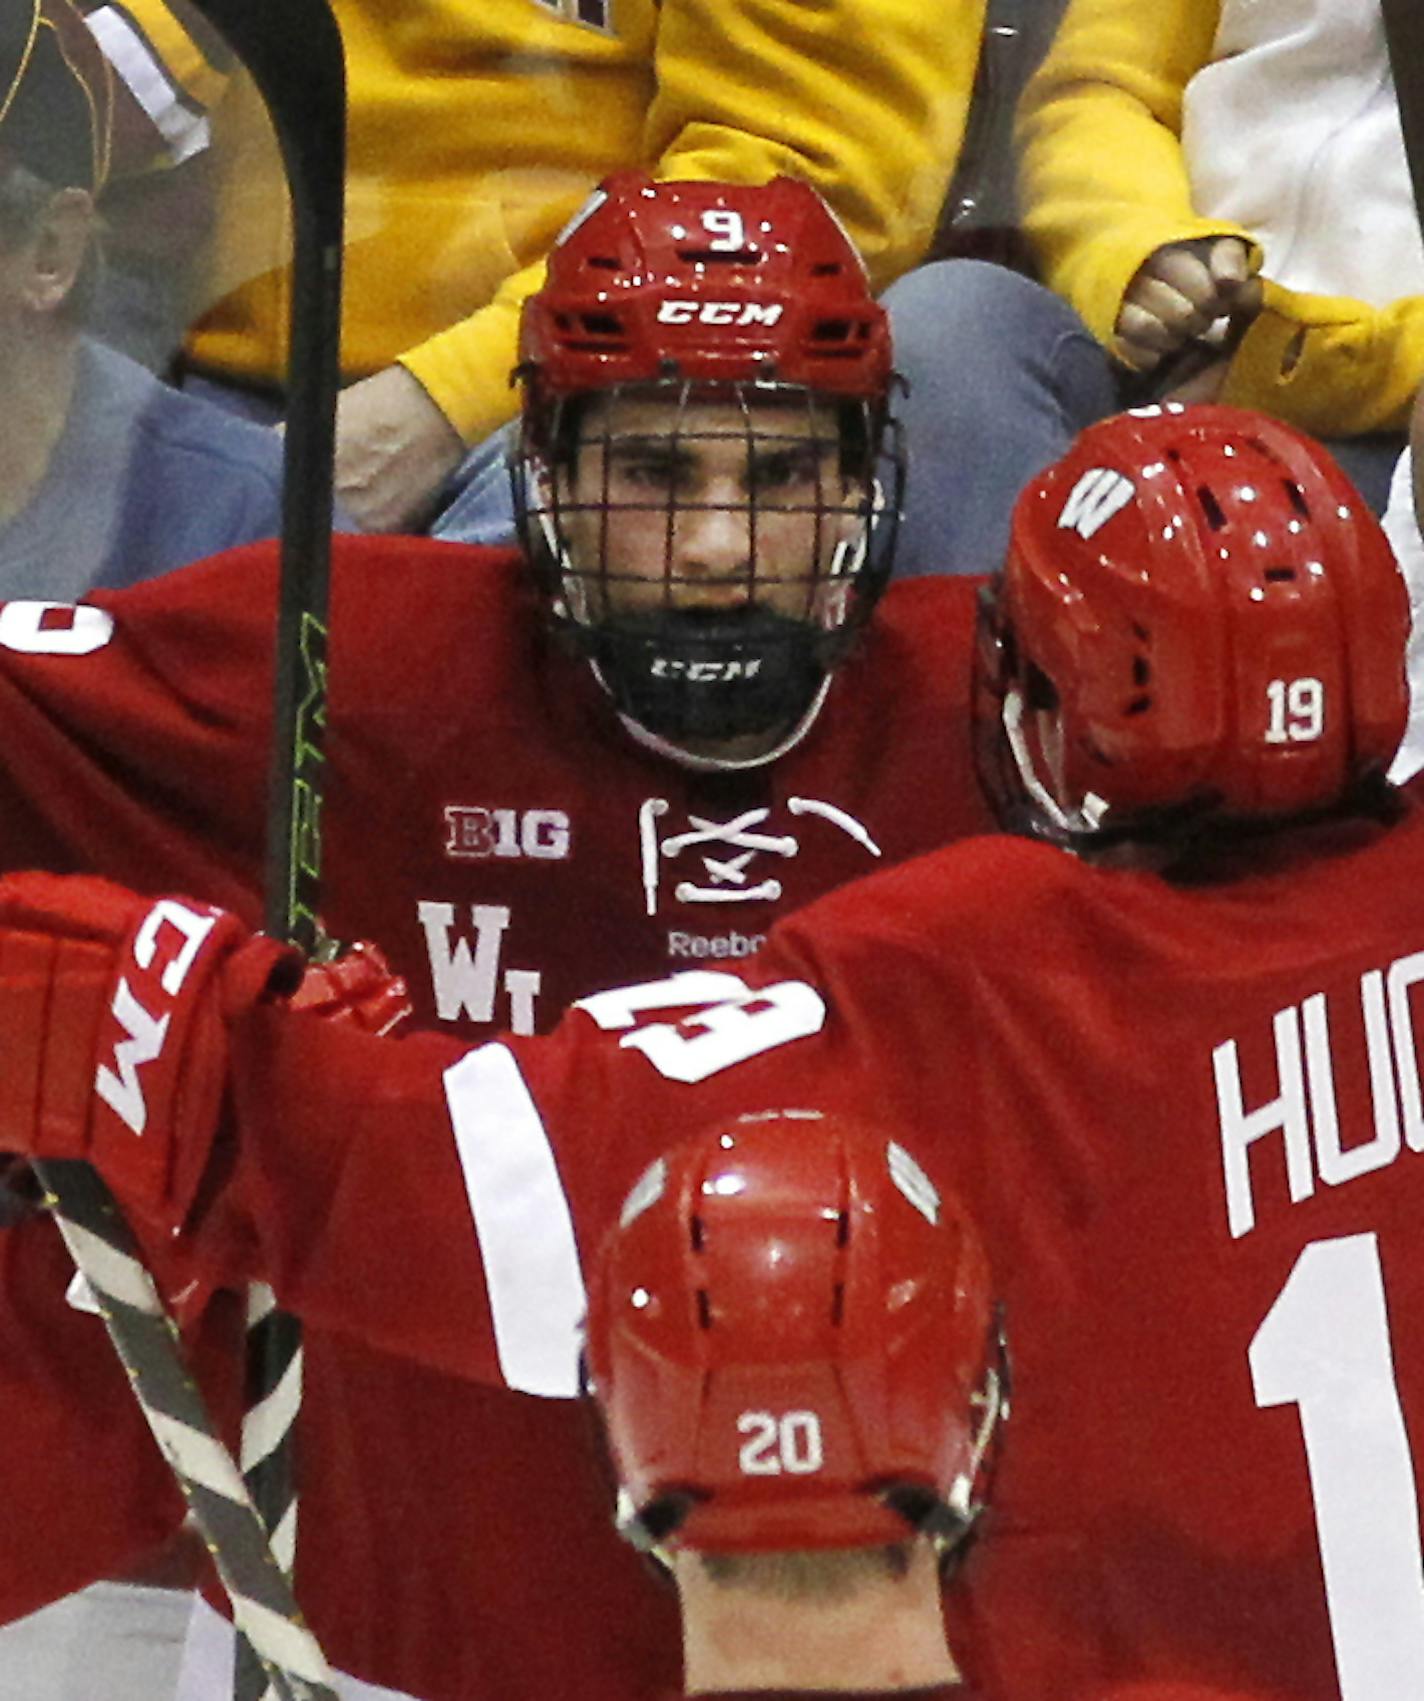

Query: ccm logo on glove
[95,900,219,1136]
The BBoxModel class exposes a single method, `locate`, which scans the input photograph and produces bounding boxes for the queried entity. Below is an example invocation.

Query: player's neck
[675,1544,959,1693]
[0,319,79,523]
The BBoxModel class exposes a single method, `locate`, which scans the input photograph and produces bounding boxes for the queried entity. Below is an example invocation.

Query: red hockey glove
[289,940,412,1037]
[0,873,301,1229]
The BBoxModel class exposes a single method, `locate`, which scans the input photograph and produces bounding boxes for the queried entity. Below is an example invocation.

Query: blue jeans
[880,258,1402,577]
[882,259,1118,578]
[430,422,519,547]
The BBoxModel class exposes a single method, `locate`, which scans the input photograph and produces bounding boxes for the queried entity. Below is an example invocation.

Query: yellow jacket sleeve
[404,0,986,445]
[1015,0,1251,346]
[1220,281,1424,438]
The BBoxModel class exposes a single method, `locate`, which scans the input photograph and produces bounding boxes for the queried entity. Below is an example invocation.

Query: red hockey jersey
[0,534,991,1698]
[187,800,1424,1701]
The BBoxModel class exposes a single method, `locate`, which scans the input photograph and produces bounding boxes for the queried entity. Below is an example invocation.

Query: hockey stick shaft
[205,2,346,1694]
[33,1160,337,1701]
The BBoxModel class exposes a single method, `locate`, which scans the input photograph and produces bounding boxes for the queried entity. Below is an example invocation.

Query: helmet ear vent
[1197,486,1228,530]
[811,260,842,277]
[696,1289,714,1330]
[830,1281,845,1326]
[1283,480,1311,519]
[690,1215,706,1253]
[678,245,762,265]
[586,254,622,271]
[1264,565,1297,583]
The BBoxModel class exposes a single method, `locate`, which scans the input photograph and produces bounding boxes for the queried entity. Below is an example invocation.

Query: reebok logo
[668,929,766,961]
[94,899,218,1135]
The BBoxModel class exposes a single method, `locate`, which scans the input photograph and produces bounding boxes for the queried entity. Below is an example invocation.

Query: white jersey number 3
[1250,1234,1424,1698]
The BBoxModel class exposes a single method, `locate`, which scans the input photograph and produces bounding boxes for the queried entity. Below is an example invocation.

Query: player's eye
[748,449,822,495]
[616,458,680,491]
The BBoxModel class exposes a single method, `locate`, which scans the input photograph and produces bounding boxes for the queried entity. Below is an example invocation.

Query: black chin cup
[584,606,834,747]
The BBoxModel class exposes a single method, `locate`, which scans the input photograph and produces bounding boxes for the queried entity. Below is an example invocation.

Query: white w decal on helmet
[1057,467,1135,540]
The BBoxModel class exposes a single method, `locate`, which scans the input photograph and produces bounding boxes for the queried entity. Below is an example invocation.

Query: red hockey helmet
[976,404,1410,841]
[584,1110,1003,1557]
[513,175,904,765]
[519,172,892,405]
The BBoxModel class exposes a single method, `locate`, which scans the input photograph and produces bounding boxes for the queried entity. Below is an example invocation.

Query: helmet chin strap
[607,666,834,773]
[1001,687,1109,837]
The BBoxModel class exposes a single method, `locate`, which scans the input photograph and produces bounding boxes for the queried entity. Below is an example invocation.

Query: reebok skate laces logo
[94,899,218,1134]
[638,797,881,916]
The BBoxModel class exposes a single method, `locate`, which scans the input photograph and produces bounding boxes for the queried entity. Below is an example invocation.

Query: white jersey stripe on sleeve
[444,1043,585,1400]
[85,7,212,163]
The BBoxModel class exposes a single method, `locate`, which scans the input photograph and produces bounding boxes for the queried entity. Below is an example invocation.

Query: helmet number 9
[1265,677,1325,744]
[738,1410,825,1476]
[702,209,747,252]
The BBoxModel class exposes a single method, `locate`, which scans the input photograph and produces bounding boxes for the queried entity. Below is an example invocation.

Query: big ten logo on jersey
[1214,948,1424,1238]
[637,795,882,964]
[443,806,571,862]
[418,903,542,1036]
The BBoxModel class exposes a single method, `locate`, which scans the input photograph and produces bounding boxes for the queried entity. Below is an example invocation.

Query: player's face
[556,391,865,618]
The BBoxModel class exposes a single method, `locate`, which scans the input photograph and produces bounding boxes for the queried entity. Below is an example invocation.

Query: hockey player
[584,1109,1004,1698]
[0,174,998,1700]
[0,404,1414,1700]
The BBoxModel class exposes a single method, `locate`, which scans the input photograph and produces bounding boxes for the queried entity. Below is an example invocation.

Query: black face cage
[512,376,905,754]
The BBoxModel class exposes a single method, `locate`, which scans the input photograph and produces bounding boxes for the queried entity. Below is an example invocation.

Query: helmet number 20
[738,1410,825,1476]
[1265,677,1325,744]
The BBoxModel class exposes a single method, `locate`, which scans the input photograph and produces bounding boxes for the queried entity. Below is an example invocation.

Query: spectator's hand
[334,366,466,534]
[1115,237,1261,373]
[1165,357,1232,405]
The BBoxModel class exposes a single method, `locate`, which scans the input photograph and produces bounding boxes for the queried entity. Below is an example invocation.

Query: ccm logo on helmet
[652,657,764,682]
[656,301,785,327]
[94,899,218,1136]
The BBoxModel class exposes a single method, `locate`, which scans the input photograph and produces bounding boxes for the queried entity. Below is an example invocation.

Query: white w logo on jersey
[1058,467,1135,540]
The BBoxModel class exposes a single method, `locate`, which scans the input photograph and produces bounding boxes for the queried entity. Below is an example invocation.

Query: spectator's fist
[1115,236,1261,373]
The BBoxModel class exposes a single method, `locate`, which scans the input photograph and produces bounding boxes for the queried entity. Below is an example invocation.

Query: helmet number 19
[1265,677,1326,744]
[738,1410,825,1476]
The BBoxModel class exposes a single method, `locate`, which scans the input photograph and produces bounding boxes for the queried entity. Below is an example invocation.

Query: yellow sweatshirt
[1017,0,1424,436]
[98,0,985,444]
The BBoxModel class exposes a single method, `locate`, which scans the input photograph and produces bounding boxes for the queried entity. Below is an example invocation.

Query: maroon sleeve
[0,548,281,910]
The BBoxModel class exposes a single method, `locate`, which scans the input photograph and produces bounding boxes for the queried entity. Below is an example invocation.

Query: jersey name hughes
[1214,950,1424,1238]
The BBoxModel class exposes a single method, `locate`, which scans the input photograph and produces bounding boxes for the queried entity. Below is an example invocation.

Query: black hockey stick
[30,1,346,1697]
[179,3,348,1696]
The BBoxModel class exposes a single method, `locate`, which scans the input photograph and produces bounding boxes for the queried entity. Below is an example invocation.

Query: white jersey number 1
[1250,1234,1424,1698]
